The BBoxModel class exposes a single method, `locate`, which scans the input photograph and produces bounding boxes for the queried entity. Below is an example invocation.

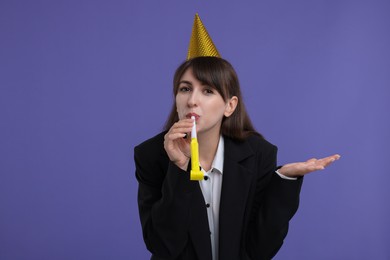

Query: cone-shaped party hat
[187,13,221,60]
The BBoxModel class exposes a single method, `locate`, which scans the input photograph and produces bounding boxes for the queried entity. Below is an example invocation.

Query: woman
[134,57,340,260]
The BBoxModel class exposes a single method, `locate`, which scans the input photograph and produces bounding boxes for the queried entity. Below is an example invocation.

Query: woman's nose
[187,91,199,107]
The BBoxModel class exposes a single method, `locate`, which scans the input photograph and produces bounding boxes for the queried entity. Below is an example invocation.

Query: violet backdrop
[1,0,389,259]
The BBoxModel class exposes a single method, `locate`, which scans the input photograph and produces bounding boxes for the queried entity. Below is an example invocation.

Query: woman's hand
[164,119,193,171]
[278,154,341,178]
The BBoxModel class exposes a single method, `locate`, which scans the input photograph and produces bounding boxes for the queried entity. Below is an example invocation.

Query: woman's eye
[179,86,190,92]
[204,89,214,94]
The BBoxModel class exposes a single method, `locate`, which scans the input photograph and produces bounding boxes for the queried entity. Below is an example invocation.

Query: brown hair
[164,57,262,141]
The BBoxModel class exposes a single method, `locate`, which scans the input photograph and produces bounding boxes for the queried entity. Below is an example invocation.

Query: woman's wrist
[176,159,190,171]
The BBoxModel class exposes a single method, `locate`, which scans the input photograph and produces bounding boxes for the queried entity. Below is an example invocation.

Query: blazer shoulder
[245,134,277,153]
[134,131,169,185]
[134,131,167,156]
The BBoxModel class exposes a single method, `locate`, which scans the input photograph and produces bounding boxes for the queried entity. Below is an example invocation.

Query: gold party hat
[187,13,221,60]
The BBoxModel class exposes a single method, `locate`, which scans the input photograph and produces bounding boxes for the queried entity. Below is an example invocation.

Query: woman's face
[176,68,237,137]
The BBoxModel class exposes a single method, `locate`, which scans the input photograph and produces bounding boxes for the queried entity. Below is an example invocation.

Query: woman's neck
[197,130,221,172]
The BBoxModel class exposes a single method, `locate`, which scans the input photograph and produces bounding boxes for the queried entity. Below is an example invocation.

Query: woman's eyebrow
[179,80,192,85]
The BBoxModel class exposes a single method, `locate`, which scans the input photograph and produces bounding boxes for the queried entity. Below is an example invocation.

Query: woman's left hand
[278,154,341,178]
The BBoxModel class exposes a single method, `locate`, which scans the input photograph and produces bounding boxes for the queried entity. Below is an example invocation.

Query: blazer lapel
[159,141,212,260]
[188,182,213,260]
[218,137,256,259]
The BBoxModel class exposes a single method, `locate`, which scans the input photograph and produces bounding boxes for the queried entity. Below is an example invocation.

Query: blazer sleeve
[134,139,197,259]
[246,142,303,259]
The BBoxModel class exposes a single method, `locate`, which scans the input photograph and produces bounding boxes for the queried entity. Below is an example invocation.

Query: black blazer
[134,132,303,260]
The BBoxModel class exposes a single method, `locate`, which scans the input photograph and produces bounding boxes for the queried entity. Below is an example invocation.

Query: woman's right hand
[164,119,193,171]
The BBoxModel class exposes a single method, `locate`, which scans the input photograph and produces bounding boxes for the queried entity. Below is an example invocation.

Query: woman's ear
[224,96,238,117]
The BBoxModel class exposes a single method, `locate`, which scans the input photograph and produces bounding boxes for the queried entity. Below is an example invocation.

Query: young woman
[134,57,340,260]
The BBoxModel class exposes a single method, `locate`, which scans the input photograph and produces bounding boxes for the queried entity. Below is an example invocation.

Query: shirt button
[204,176,209,180]
[206,203,210,208]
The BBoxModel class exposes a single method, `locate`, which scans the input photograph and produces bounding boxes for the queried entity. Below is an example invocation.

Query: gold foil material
[187,13,221,60]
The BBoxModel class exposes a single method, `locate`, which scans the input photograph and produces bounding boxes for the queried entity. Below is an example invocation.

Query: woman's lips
[186,113,200,121]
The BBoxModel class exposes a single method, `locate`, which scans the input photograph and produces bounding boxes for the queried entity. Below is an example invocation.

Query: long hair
[164,57,262,141]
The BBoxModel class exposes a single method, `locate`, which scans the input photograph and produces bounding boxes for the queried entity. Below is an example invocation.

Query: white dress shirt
[198,135,224,260]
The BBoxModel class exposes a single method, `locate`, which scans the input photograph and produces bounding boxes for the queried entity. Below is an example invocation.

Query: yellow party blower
[190,116,203,181]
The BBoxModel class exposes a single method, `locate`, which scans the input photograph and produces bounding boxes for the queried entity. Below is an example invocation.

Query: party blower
[190,116,203,180]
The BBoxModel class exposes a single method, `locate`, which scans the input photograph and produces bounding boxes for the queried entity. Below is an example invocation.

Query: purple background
[1,0,389,259]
